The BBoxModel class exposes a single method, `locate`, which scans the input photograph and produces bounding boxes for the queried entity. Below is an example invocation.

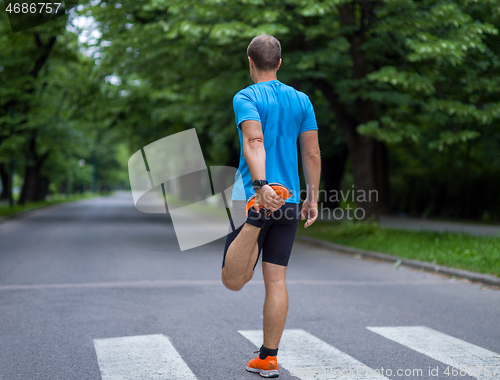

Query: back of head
[247,35,281,71]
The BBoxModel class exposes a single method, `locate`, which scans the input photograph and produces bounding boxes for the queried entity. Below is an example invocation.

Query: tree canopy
[1,0,499,220]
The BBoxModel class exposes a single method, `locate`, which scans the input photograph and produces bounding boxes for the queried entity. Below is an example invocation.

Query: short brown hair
[247,35,281,71]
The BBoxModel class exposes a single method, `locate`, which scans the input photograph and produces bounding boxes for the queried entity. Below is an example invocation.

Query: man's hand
[301,200,318,228]
[255,185,285,212]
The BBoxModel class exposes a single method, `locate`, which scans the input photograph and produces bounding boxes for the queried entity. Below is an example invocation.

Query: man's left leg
[259,204,298,350]
[246,204,299,377]
[245,261,287,378]
[246,262,287,378]
[262,262,288,350]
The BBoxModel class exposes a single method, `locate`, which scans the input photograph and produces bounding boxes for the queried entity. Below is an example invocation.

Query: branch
[30,35,57,78]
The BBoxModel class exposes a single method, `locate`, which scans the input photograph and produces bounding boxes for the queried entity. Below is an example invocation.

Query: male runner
[221,34,321,378]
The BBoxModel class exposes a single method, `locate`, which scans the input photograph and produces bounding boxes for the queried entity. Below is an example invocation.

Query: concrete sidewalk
[378,215,500,237]
[317,209,500,237]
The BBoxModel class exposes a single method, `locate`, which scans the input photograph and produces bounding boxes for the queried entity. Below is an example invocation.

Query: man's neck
[253,71,277,84]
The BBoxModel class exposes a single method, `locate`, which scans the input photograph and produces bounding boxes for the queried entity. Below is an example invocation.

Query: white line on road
[239,329,388,379]
[367,326,500,380]
[93,334,197,380]
[0,279,222,291]
[0,279,447,291]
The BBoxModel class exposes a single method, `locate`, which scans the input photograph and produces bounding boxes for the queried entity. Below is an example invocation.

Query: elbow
[304,151,321,162]
[247,137,264,146]
[244,137,264,152]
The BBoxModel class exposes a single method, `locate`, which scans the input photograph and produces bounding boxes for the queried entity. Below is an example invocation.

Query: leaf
[428,130,481,151]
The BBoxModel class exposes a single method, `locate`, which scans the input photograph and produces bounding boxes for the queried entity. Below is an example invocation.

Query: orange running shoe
[246,182,293,217]
[246,354,279,378]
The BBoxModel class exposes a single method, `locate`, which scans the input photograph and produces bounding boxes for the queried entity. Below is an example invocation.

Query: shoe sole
[246,366,279,378]
[246,183,293,216]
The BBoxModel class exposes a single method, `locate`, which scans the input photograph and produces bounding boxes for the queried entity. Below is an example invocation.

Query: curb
[296,235,500,287]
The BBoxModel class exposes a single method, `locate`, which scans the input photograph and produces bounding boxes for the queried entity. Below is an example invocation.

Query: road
[0,192,499,380]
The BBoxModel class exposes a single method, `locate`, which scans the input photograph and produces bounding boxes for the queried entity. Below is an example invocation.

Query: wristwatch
[252,179,268,191]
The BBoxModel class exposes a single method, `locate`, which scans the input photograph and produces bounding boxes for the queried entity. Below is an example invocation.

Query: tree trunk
[321,146,349,208]
[374,140,390,214]
[314,78,388,218]
[0,163,10,200]
[19,164,42,204]
[40,177,49,201]
[310,2,391,218]
[348,134,379,218]
[18,131,49,205]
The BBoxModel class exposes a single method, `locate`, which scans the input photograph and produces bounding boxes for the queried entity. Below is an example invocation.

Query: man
[221,34,321,378]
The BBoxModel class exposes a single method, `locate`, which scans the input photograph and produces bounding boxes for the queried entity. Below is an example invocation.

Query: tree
[83,0,500,218]
[0,11,128,203]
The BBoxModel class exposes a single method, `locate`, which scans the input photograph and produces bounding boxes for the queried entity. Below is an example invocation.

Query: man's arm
[241,120,285,211]
[299,130,321,228]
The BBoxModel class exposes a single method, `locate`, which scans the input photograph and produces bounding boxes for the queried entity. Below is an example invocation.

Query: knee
[222,276,245,291]
[221,270,253,292]
[264,278,287,291]
[224,281,244,292]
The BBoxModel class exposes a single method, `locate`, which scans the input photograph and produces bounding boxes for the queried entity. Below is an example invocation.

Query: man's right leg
[222,184,292,292]
[221,223,261,291]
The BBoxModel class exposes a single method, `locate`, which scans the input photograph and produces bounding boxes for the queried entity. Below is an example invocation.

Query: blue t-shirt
[232,79,318,204]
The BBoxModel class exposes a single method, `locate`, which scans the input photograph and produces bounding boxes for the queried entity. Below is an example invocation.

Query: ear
[248,56,253,69]
[276,58,282,71]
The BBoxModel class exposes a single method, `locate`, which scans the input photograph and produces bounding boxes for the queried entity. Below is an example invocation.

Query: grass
[0,192,102,218]
[297,220,500,277]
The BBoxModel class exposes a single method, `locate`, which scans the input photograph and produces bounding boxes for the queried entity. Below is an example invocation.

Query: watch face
[252,180,267,190]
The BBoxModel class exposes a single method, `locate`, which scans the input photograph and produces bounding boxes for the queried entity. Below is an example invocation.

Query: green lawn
[297,220,500,277]
[0,193,101,218]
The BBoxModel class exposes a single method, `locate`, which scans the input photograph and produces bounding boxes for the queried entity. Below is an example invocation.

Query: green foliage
[363,1,500,148]
[0,8,130,200]
[2,0,499,218]
[357,117,420,144]
[80,0,500,220]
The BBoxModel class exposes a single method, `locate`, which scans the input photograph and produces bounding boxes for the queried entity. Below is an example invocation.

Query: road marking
[239,329,388,379]
[93,334,197,380]
[0,279,447,291]
[367,326,500,380]
[0,279,222,291]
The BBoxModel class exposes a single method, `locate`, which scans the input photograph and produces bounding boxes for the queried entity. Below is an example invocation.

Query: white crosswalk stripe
[92,328,499,380]
[367,326,500,380]
[93,334,197,380]
[239,329,389,379]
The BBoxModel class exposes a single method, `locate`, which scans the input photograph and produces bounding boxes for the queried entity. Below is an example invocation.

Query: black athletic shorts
[222,201,300,268]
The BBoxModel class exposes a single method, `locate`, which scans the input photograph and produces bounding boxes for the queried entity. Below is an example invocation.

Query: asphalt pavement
[0,192,499,380]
